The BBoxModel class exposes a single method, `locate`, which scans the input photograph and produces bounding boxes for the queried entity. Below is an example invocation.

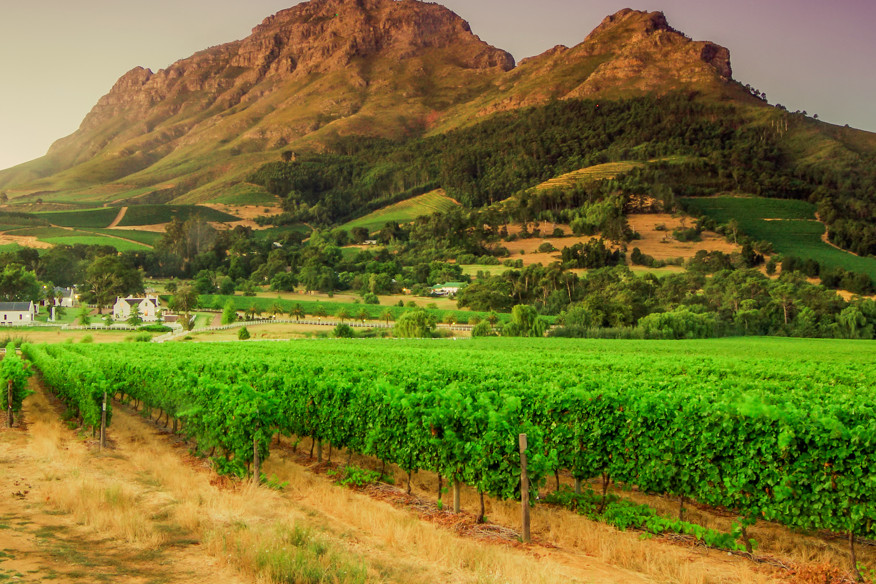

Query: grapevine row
[21,338,876,542]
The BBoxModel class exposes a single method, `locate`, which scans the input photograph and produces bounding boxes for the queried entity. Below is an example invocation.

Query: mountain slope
[0,1,743,204]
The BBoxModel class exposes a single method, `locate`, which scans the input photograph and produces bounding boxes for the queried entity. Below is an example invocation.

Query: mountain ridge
[0,1,746,203]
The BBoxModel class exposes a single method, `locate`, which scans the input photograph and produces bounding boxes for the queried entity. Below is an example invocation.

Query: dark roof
[0,302,33,312]
[122,297,159,306]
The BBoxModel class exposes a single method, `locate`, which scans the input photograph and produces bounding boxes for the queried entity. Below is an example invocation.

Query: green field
[197,294,511,323]
[252,224,313,241]
[35,207,119,228]
[117,205,240,226]
[341,190,459,233]
[89,229,163,246]
[682,196,876,279]
[41,235,150,251]
[7,226,151,251]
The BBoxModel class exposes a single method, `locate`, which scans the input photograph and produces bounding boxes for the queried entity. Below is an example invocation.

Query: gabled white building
[52,287,76,308]
[113,296,160,322]
[0,302,37,325]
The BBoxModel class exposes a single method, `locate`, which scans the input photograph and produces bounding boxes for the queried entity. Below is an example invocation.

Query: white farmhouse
[113,296,161,322]
[52,287,77,308]
[0,302,37,325]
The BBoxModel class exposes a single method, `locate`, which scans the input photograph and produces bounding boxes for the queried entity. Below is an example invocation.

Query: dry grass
[12,379,868,584]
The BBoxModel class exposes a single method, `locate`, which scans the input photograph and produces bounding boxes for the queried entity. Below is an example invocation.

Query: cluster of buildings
[0,289,171,326]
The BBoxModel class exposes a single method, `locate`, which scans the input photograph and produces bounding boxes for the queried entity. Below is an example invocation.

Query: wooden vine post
[99,391,107,449]
[519,433,531,543]
[252,435,261,486]
[6,379,12,428]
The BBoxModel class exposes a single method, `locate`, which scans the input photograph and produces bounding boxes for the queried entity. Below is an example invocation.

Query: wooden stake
[252,436,261,486]
[453,480,461,513]
[6,379,12,428]
[850,530,863,582]
[99,391,107,450]
[520,433,531,543]
[316,440,323,463]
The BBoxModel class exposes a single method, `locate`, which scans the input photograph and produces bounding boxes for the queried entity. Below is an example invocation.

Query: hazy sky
[1,0,874,171]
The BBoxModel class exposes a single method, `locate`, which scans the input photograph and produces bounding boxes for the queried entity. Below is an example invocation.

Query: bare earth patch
[626,214,739,260]
[0,233,53,249]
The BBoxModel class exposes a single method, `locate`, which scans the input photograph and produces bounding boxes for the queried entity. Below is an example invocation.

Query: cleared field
[532,157,692,193]
[117,205,240,226]
[683,196,876,279]
[341,189,459,233]
[534,161,645,191]
[35,207,118,228]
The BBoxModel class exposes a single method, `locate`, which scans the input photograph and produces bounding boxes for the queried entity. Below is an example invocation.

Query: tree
[471,321,493,337]
[127,305,143,326]
[271,303,285,318]
[222,299,237,325]
[290,304,305,321]
[83,256,143,313]
[170,284,199,314]
[393,309,436,338]
[0,264,43,302]
[314,305,327,320]
[456,278,513,312]
[356,309,369,323]
[380,309,394,325]
[502,305,547,338]
[77,307,92,326]
[238,326,250,340]
[336,308,351,323]
[171,284,199,331]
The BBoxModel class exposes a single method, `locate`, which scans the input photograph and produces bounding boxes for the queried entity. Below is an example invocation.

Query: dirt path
[0,380,246,583]
[107,206,128,228]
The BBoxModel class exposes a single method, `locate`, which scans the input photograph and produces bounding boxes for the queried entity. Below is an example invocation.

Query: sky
[0,0,874,171]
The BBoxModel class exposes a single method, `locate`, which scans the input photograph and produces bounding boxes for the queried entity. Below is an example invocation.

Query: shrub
[333,324,354,338]
[238,326,251,340]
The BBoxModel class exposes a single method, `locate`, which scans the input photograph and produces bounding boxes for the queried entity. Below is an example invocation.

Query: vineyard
[19,337,876,567]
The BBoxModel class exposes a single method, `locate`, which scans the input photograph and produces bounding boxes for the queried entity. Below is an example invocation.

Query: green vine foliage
[2,342,33,416]
[20,338,876,540]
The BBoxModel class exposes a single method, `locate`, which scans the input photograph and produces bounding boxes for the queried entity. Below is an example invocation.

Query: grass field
[682,196,876,279]
[6,226,151,251]
[532,157,692,193]
[35,207,119,228]
[341,190,459,233]
[117,205,240,226]
[252,224,313,241]
[534,161,646,191]
[90,228,163,246]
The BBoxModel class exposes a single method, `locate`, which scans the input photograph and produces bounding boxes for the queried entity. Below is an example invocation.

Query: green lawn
[117,205,240,226]
[682,196,876,279]
[341,190,459,233]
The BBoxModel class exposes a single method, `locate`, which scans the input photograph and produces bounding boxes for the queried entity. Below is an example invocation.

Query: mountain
[0,1,745,205]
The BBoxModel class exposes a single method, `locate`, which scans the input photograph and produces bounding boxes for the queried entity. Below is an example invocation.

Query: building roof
[120,297,159,306]
[0,302,33,312]
[431,282,467,290]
